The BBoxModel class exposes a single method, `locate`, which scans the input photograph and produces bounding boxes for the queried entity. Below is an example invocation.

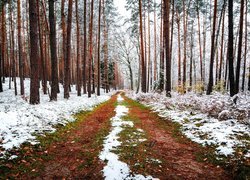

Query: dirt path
[0,94,117,179]
[0,93,231,179]
[122,96,230,179]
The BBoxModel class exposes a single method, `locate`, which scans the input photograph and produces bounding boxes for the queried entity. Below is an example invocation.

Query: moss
[195,122,204,127]
[183,118,190,123]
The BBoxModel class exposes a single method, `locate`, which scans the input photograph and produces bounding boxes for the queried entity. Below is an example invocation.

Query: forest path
[1,92,230,179]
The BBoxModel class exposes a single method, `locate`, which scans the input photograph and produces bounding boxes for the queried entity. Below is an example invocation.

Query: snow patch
[0,79,112,158]
[99,95,158,180]
[127,91,250,158]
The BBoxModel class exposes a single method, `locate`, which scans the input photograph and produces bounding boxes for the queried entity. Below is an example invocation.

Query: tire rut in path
[121,96,231,180]
[28,94,117,179]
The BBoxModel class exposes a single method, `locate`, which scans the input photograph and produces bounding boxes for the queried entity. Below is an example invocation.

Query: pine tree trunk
[218,10,225,83]
[10,1,17,96]
[97,0,101,96]
[64,0,73,99]
[242,0,247,91]
[159,0,164,91]
[202,2,207,85]
[29,0,40,104]
[164,0,171,97]
[182,0,187,93]
[235,0,244,93]
[0,42,2,92]
[37,0,47,94]
[103,0,109,93]
[61,0,66,85]
[177,11,181,88]
[207,0,217,95]
[88,0,94,97]
[17,0,24,95]
[49,0,59,101]
[1,6,5,84]
[170,0,174,66]
[139,0,146,93]
[196,0,203,83]
[147,0,151,91]
[0,9,2,92]
[153,0,157,83]
[75,0,81,96]
[228,0,236,97]
[189,23,194,90]
[82,0,87,94]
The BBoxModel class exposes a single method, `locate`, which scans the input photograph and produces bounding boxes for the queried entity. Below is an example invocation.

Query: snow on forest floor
[0,79,112,158]
[99,95,157,180]
[127,91,250,159]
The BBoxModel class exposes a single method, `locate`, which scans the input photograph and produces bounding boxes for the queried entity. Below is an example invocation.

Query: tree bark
[242,0,247,91]
[17,0,24,95]
[82,0,87,94]
[37,0,47,94]
[153,0,157,83]
[228,0,236,96]
[218,9,225,83]
[164,0,171,97]
[159,0,164,91]
[176,11,181,88]
[64,0,73,99]
[1,5,5,84]
[29,0,40,104]
[49,0,59,101]
[207,0,217,95]
[235,0,244,93]
[139,0,146,93]
[88,0,94,97]
[75,0,81,96]
[182,0,187,93]
[61,0,66,85]
[9,1,17,96]
[97,0,101,96]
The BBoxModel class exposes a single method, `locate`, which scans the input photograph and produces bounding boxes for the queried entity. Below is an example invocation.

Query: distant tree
[115,32,135,90]
[29,0,40,104]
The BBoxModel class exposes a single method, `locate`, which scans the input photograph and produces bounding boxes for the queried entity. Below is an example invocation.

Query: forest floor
[0,92,247,179]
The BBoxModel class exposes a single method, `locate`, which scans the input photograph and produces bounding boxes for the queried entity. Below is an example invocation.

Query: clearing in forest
[0,93,232,179]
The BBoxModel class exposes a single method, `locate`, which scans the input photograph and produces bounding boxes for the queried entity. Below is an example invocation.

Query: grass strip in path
[0,94,117,179]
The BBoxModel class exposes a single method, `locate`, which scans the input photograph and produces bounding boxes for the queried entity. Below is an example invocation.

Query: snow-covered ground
[0,79,112,158]
[99,95,158,180]
[127,91,250,158]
